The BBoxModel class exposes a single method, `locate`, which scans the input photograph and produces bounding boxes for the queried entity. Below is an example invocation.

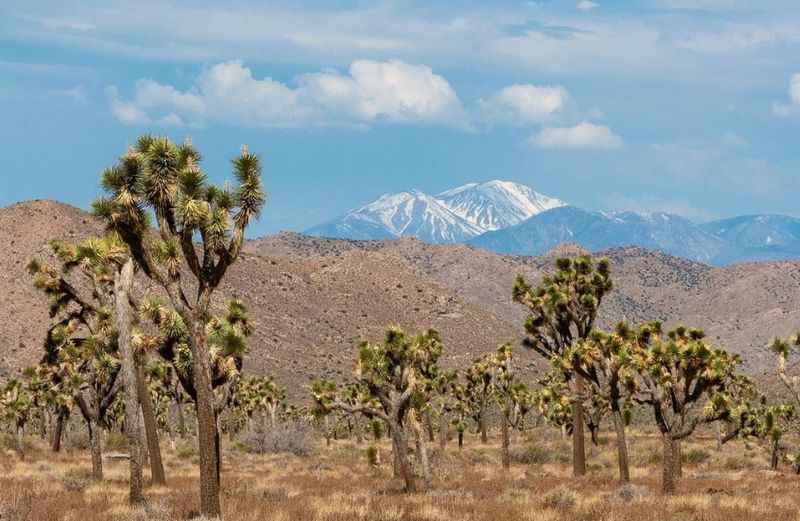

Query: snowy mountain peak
[437,179,565,231]
[306,179,565,244]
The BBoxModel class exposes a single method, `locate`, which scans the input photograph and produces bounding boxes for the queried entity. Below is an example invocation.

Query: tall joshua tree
[312,327,444,492]
[29,237,147,500]
[94,136,265,517]
[464,356,494,443]
[560,323,637,483]
[630,323,743,494]
[513,255,612,477]
[491,344,534,469]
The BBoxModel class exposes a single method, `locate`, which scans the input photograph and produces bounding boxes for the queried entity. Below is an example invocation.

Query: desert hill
[2,201,799,396]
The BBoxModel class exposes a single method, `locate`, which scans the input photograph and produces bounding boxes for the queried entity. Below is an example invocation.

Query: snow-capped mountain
[305,180,562,244]
[438,180,565,231]
[701,214,800,264]
[305,189,484,243]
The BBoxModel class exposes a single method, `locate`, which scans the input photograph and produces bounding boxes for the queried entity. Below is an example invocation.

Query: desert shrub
[605,484,651,504]
[175,440,196,459]
[240,422,313,457]
[117,500,171,521]
[62,468,93,492]
[543,486,577,509]
[104,431,128,452]
[684,448,711,465]
[66,429,90,451]
[366,445,379,466]
[260,487,289,502]
[722,455,758,471]
[509,443,551,465]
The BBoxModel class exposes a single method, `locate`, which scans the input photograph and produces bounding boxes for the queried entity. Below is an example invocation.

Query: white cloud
[530,122,622,149]
[107,59,467,128]
[577,1,599,11]
[478,84,568,125]
[773,73,800,117]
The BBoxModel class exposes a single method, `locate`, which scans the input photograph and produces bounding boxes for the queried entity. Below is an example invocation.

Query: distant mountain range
[306,180,800,266]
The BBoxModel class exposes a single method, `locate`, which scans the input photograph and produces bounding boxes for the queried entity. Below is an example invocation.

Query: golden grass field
[1,427,799,521]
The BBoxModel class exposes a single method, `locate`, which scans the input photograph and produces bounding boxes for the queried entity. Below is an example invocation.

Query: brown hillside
[3,202,799,394]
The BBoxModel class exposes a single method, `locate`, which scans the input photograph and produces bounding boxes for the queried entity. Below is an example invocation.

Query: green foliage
[366,445,379,466]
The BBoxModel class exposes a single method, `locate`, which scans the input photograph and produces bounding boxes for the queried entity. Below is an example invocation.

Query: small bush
[722,455,757,471]
[684,448,711,465]
[605,484,651,504]
[543,486,577,509]
[175,441,196,459]
[509,444,551,465]
[62,469,93,492]
[104,431,128,452]
[366,445,379,466]
[240,422,313,457]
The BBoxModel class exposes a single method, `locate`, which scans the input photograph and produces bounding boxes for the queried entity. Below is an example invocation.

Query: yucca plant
[490,344,534,469]
[513,255,612,477]
[312,327,443,492]
[629,323,743,494]
[93,136,265,517]
[560,323,638,482]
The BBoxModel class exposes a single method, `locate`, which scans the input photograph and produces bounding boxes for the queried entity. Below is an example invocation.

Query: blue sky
[2,0,799,236]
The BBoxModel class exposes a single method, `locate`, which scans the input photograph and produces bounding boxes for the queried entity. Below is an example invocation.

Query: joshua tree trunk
[479,413,488,443]
[115,259,144,504]
[410,411,431,490]
[52,411,65,453]
[439,413,448,450]
[15,424,25,460]
[424,410,435,443]
[187,315,222,517]
[611,410,630,483]
[174,399,186,438]
[771,439,780,470]
[136,362,165,485]
[570,376,587,477]
[662,435,677,495]
[389,420,417,492]
[673,439,683,479]
[87,419,103,480]
[458,431,464,449]
[501,413,510,469]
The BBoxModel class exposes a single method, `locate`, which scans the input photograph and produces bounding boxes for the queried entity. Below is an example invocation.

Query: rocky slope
[2,201,799,396]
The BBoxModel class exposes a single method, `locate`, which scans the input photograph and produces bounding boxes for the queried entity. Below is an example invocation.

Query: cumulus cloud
[530,121,622,149]
[478,84,568,125]
[577,1,599,11]
[107,59,468,129]
[772,73,800,116]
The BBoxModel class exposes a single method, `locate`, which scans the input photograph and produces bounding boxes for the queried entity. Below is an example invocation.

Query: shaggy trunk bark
[136,362,165,485]
[570,376,587,477]
[114,259,143,504]
[51,411,64,453]
[501,413,510,470]
[439,413,448,450]
[410,412,431,490]
[479,412,488,443]
[673,439,683,479]
[771,439,780,470]
[424,410,435,443]
[458,431,464,449]
[390,420,417,492]
[87,419,103,481]
[611,410,630,483]
[188,315,222,518]
[662,435,677,495]
[15,424,25,460]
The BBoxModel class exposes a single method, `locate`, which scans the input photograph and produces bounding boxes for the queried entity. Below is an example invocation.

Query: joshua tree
[430,370,459,450]
[513,255,612,477]
[464,356,494,443]
[629,323,743,494]
[93,135,265,516]
[490,344,534,469]
[28,237,149,498]
[0,379,34,459]
[560,323,638,483]
[312,327,444,492]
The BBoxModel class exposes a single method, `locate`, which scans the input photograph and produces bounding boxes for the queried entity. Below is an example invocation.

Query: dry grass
[1,427,799,520]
